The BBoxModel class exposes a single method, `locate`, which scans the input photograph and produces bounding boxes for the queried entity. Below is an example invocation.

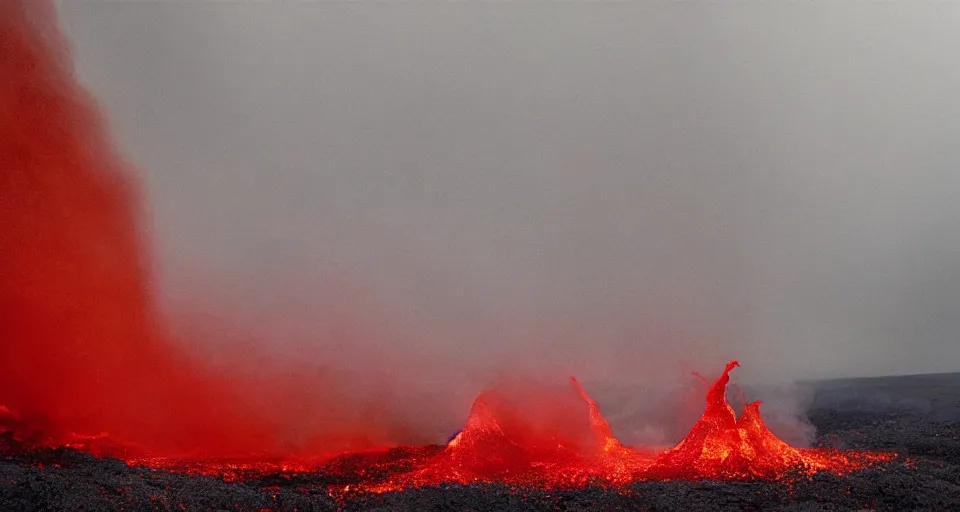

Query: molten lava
[648,360,889,480]
[315,361,893,492]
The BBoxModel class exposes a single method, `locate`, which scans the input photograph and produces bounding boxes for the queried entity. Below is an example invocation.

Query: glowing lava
[648,360,890,480]
[107,362,896,492]
[320,361,894,493]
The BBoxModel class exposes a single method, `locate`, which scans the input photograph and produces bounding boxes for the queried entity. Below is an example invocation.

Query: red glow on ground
[108,361,894,493]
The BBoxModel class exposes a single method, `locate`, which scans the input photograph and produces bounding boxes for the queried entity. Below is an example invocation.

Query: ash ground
[3,374,960,511]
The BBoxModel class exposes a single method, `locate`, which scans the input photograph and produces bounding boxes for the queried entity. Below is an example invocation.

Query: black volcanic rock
[3,373,960,511]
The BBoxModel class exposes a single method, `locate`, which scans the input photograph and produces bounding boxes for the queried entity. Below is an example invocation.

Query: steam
[19,0,960,451]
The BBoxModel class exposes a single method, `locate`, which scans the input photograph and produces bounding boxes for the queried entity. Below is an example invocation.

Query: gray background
[53,1,960,425]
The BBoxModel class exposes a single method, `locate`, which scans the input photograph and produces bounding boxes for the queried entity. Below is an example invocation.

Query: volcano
[2,1,957,510]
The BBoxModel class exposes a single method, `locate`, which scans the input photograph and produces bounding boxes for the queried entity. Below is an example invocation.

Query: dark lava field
[2,373,959,511]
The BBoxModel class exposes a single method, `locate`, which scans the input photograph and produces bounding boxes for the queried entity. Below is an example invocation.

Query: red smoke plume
[1,0,226,454]
[0,0,394,459]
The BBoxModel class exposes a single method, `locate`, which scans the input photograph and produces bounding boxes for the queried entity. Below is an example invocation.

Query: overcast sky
[53,2,960,390]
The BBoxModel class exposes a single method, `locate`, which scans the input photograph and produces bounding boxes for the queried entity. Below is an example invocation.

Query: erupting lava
[313,360,895,493]
[52,360,887,493]
[647,360,888,481]
[93,360,893,493]
[0,0,896,494]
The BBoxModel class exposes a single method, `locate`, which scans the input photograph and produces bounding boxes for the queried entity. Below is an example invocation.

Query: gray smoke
[53,2,960,445]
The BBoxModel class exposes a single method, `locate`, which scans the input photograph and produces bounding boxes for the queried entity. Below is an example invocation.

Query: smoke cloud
[16,1,960,450]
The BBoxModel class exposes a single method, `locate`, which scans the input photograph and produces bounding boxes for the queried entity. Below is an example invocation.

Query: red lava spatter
[647,361,894,481]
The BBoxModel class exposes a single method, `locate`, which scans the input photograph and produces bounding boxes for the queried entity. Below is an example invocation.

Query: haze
[52,0,960,420]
